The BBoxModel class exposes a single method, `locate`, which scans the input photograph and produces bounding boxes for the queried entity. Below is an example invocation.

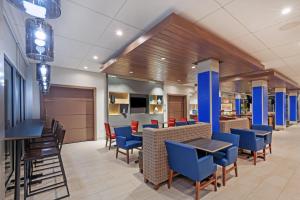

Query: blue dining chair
[175,121,188,126]
[231,128,266,165]
[114,126,142,164]
[252,124,273,154]
[142,124,159,129]
[165,140,217,200]
[212,132,240,186]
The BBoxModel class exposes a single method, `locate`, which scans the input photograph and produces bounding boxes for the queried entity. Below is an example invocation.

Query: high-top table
[5,119,44,200]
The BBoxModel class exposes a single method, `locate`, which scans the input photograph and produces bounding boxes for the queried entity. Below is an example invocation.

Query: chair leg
[116,147,119,159]
[24,161,28,200]
[269,144,272,154]
[168,169,173,189]
[253,151,257,165]
[126,149,129,164]
[263,148,266,161]
[222,166,226,186]
[195,181,200,200]
[213,172,217,191]
[131,149,133,154]
[234,162,238,177]
[58,154,70,197]
[105,137,108,147]
[109,138,112,150]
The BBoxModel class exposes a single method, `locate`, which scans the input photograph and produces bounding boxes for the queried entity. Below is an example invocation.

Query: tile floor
[6,125,300,200]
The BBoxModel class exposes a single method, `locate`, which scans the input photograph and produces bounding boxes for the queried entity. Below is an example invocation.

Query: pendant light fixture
[7,0,61,19]
[36,63,51,93]
[26,18,54,62]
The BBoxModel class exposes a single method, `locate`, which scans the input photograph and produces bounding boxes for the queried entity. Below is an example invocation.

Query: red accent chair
[151,120,159,125]
[131,121,139,133]
[193,116,199,122]
[180,117,187,122]
[168,118,176,127]
[104,123,116,150]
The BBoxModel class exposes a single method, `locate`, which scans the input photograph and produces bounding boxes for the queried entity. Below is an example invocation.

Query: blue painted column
[235,94,241,116]
[275,88,286,129]
[289,92,298,124]
[252,80,268,125]
[197,59,220,133]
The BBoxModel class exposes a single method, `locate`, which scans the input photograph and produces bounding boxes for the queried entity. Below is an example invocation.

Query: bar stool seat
[24,147,59,161]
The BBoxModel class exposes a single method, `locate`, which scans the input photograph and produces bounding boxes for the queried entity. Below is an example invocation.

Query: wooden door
[168,95,187,120]
[41,86,95,143]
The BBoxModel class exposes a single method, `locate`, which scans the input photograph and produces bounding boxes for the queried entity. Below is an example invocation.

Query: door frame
[40,84,97,141]
[167,94,187,120]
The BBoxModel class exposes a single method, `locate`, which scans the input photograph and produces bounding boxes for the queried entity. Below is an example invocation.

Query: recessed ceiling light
[84,66,88,70]
[129,71,133,74]
[116,29,123,36]
[161,57,166,60]
[192,66,196,69]
[93,55,98,60]
[281,7,292,15]
[177,80,181,82]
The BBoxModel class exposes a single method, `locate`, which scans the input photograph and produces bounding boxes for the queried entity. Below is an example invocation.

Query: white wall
[50,67,107,139]
[163,83,196,121]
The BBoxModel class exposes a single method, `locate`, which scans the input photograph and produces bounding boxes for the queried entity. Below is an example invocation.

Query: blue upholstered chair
[231,128,266,165]
[212,133,239,186]
[142,124,159,129]
[252,124,273,154]
[114,126,142,164]
[187,120,196,125]
[175,121,188,126]
[165,140,217,199]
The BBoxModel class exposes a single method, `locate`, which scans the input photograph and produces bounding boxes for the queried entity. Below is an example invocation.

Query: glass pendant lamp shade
[7,0,61,19]
[36,63,51,93]
[26,18,54,62]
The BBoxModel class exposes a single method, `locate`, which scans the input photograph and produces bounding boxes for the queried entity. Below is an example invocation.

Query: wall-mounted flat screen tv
[130,97,147,108]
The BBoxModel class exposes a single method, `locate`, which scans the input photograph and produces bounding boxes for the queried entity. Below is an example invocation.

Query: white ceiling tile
[49,0,111,44]
[214,0,235,6]
[68,0,126,18]
[96,20,142,51]
[262,59,286,69]
[52,55,82,69]
[116,0,220,30]
[284,54,300,66]
[198,8,249,41]
[253,15,300,48]
[85,46,114,64]
[79,60,101,72]
[271,42,300,58]
[54,36,91,60]
[225,0,300,32]
[274,66,299,78]
[250,49,280,63]
[231,34,266,53]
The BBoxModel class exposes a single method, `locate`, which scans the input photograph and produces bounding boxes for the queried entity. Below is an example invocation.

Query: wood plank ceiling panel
[102,13,265,84]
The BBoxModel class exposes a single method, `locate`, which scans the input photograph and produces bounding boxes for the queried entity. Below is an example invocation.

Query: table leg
[14,140,22,200]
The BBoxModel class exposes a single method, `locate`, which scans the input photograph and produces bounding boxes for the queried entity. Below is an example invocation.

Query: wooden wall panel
[168,95,187,120]
[41,86,95,143]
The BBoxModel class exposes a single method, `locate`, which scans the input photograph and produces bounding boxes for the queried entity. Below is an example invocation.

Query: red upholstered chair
[180,117,187,122]
[168,118,176,127]
[193,116,199,122]
[104,123,116,150]
[131,121,139,133]
[151,119,159,125]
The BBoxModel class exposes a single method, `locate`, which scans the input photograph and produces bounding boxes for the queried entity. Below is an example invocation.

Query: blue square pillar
[197,59,220,133]
[235,94,241,116]
[252,80,268,125]
[275,88,286,129]
[289,92,298,124]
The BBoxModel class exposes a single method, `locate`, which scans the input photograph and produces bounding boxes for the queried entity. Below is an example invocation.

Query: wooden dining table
[5,119,44,200]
